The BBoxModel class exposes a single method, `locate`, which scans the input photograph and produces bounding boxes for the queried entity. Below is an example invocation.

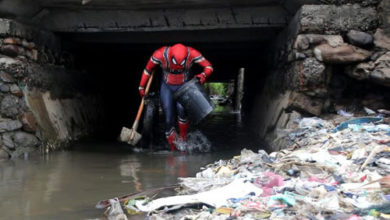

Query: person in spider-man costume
[139,43,213,151]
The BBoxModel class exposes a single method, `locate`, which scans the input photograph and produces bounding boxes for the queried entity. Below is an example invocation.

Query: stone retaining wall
[252,1,390,150]
[0,19,101,159]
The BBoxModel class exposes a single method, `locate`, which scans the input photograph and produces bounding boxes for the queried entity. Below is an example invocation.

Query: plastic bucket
[174,78,215,124]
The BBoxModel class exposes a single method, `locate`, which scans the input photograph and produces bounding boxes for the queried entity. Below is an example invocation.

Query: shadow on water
[0,110,264,219]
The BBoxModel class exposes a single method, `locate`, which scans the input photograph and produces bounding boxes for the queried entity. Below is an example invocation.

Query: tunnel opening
[59,29,276,149]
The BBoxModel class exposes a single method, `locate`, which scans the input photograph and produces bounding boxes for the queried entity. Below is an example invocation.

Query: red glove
[195,73,206,84]
[139,88,145,97]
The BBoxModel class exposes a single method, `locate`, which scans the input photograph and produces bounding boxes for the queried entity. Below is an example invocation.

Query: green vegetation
[204,82,229,96]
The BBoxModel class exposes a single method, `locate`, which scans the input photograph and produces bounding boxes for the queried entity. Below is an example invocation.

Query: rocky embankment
[0,19,102,159]
[0,36,44,159]
[253,1,390,152]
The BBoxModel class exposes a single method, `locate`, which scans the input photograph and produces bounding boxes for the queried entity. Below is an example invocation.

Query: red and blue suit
[139,44,213,151]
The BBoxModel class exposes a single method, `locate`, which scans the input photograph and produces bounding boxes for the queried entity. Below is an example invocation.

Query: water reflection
[120,158,142,191]
[166,155,188,177]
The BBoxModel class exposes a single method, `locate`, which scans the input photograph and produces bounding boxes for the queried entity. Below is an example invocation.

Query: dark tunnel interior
[59,30,275,144]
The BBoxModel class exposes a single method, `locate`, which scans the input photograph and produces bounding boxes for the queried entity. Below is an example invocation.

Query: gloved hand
[139,88,145,97]
[195,73,206,84]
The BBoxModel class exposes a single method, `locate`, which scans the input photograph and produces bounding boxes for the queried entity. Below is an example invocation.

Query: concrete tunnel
[0,0,389,155]
[61,32,274,140]
[43,0,297,143]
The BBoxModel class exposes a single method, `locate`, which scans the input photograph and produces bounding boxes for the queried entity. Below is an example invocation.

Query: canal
[0,112,263,219]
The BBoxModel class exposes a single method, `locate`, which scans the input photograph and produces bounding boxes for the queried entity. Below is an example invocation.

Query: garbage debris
[364,107,376,115]
[104,198,128,220]
[98,114,390,219]
[337,109,354,117]
[134,179,263,212]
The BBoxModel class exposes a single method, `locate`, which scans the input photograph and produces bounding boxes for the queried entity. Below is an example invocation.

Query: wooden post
[235,68,245,112]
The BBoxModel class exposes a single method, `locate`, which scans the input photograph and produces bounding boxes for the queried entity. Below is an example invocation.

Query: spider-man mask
[168,43,188,74]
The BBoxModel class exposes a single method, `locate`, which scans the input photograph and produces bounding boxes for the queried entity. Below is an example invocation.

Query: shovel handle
[131,71,155,132]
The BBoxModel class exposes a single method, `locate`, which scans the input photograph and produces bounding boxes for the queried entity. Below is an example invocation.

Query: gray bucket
[174,78,215,124]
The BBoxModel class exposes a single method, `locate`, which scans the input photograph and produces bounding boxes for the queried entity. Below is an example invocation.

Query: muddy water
[0,112,262,220]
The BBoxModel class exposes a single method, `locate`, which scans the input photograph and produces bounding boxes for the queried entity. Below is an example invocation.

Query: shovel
[119,71,154,146]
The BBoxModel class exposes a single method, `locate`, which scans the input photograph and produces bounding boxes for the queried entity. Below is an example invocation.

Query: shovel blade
[119,127,142,146]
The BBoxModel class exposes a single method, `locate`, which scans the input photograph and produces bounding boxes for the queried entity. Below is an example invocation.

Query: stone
[0,45,19,57]
[11,146,37,159]
[1,95,22,118]
[1,131,39,150]
[13,131,39,148]
[371,69,390,86]
[2,132,14,149]
[299,5,378,34]
[31,49,38,61]
[295,52,306,60]
[285,111,302,130]
[371,51,386,61]
[26,50,38,61]
[0,119,22,132]
[370,52,390,86]
[0,57,28,78]
[21,39,35,50]
[0,83,9,92]
[374,28,390,50]
[19,112,37,133]
[9,84,23,97]
[286,59,327,93]
[0,71,15,83]
[294,34,344,50]
[346,62,375,80]
[288,92,323,116]
[346,30,373,47]
[314,44,372,64]
[3,37,21,45]
[0,148,9,159]
[301,58,326,86]
[290,58,328,96]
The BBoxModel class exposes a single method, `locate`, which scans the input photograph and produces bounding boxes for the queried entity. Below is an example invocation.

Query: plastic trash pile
[110,115,390,219]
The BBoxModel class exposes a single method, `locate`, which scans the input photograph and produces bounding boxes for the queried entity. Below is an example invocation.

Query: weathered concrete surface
[0,19,60,50]
[25,88,103,148]
[251,89,292,140]
[298,5,379,34]
[320,0,380,5]
[379,0,390,29]
[38,7,289,32]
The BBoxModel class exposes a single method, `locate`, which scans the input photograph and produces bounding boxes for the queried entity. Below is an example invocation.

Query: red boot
[178,120,189,141]
[166,129,178,151]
